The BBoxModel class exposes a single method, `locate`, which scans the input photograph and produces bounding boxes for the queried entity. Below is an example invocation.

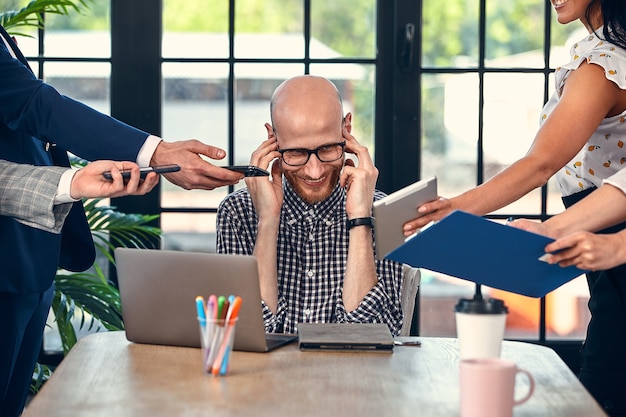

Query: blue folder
[385,210,587,298]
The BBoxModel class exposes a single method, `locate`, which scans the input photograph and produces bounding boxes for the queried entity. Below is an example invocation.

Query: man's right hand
[150,140,244,190]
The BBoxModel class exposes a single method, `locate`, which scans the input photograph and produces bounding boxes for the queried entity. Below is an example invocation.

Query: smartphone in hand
[224,165,269,177]
[102,164,181,180]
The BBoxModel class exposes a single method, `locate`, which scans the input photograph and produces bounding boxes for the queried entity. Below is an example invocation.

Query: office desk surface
[23,331,606,417]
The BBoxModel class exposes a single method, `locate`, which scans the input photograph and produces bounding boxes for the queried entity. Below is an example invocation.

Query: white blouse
[540,28,626,197]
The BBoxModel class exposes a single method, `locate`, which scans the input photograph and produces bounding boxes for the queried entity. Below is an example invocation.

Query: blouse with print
[540,28,626,197]
[216,181,405,336]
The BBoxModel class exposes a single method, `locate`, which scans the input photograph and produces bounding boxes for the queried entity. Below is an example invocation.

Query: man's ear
[344,112,353,133]
[264,122,274,139]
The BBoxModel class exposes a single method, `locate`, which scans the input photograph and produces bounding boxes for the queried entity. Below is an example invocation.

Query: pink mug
[460,358,535,417]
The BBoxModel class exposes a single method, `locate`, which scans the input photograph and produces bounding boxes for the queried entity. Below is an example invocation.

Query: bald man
[216,75,404,335]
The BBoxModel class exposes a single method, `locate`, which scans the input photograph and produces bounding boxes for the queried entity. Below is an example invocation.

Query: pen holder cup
[198,317,238,376]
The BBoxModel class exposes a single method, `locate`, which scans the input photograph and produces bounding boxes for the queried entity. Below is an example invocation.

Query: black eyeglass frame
[277,141,347,166]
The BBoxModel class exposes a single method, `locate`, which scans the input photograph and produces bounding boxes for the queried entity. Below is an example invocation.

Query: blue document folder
[385,210,587,298]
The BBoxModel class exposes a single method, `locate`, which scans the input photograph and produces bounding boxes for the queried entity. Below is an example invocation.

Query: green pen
[216,295,226,322]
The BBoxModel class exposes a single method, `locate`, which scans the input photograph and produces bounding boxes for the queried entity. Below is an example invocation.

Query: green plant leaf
[0,0,93,36]
[29,363,52,394]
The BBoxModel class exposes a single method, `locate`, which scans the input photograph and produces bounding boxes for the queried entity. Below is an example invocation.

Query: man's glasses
[278,141,346,167]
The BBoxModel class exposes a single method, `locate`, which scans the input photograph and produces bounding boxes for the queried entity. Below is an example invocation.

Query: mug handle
[514,368,535,405]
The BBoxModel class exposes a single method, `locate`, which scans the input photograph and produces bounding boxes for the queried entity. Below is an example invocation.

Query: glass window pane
[422,0,479,68]
[550,14,588,69]
[44,62,110,114]
[161,62,231,208]
[483,73,543,167]
[234,0,303,59]
[419,271,475,337]
[310,1,376,59]
[162,0,229,58]
[489,288,540,339]
[485,0,544,68]
[547,276,590,340]
[162,213,218,253]
[483,73,547,215]
[9,29,38,57]
[309,63,375,152]
[422,73,478,196]
[233,63,302,165]
[46,0,111,58]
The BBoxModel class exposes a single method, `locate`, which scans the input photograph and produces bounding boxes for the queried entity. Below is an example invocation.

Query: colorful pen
[207,295,217,320]
[195,296,206,321]
[212,296,242,375]
[206,295,227,371]
[220,296,242,375]
[203,295,217,365]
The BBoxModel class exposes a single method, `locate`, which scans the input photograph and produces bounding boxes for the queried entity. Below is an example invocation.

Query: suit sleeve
[0,160,72,233]
[0,40,149,162]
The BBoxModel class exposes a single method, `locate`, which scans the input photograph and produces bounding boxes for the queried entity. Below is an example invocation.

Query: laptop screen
[115,248,295,352]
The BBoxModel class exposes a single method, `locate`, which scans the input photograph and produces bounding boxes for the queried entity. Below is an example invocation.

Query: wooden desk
[23,331,606,417]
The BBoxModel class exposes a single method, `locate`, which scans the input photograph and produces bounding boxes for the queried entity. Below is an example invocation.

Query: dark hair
[588,0,626,49]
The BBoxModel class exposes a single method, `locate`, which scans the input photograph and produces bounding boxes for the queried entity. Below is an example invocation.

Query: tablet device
[297,323,394,353]
[372,176,437,259]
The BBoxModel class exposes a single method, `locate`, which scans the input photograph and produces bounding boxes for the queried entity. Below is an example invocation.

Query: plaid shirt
[216,181,404,335]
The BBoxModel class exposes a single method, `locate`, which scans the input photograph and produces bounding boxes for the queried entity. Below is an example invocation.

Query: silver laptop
[372,176,437,259]
[114,248,297,352]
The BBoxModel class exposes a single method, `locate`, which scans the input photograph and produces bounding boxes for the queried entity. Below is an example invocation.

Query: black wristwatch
[347,217,375,230]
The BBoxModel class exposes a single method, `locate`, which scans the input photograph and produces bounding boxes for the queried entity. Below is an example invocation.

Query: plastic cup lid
[454,297,508,314]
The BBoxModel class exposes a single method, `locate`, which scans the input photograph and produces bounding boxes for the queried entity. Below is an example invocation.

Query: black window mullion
[477,0,486,186]
[304,0,311,74]
[227,0,236,194]
[109,0,162,239]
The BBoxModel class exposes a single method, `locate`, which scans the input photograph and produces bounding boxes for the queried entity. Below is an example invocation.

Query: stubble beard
[284,165,341,205]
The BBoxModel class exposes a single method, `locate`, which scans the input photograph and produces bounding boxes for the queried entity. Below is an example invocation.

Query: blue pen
[196,296,208,350]
[195,296,206,321]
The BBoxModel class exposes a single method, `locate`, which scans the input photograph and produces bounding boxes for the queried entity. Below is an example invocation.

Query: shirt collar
[571,25,606,57]
[0,27,17,60]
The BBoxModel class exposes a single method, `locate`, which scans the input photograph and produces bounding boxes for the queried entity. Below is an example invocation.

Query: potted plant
[1,0,162,392]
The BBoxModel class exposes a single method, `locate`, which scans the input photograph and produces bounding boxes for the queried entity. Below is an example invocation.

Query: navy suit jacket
[0,26,150,293]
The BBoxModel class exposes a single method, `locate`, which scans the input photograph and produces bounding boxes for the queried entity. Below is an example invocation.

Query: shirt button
[307,270,314,277]
[325,220,333,226]
[309,233,314,241]
[308,209,315,216]
[304,309,311,316]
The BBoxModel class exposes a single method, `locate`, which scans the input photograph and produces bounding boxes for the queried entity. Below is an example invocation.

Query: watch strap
[347,217,374,230]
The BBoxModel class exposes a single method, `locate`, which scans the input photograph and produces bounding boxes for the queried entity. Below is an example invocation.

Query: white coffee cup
[455,297,508,360]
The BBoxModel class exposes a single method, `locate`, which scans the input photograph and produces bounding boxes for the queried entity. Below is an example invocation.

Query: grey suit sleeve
[0,160,73,233]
